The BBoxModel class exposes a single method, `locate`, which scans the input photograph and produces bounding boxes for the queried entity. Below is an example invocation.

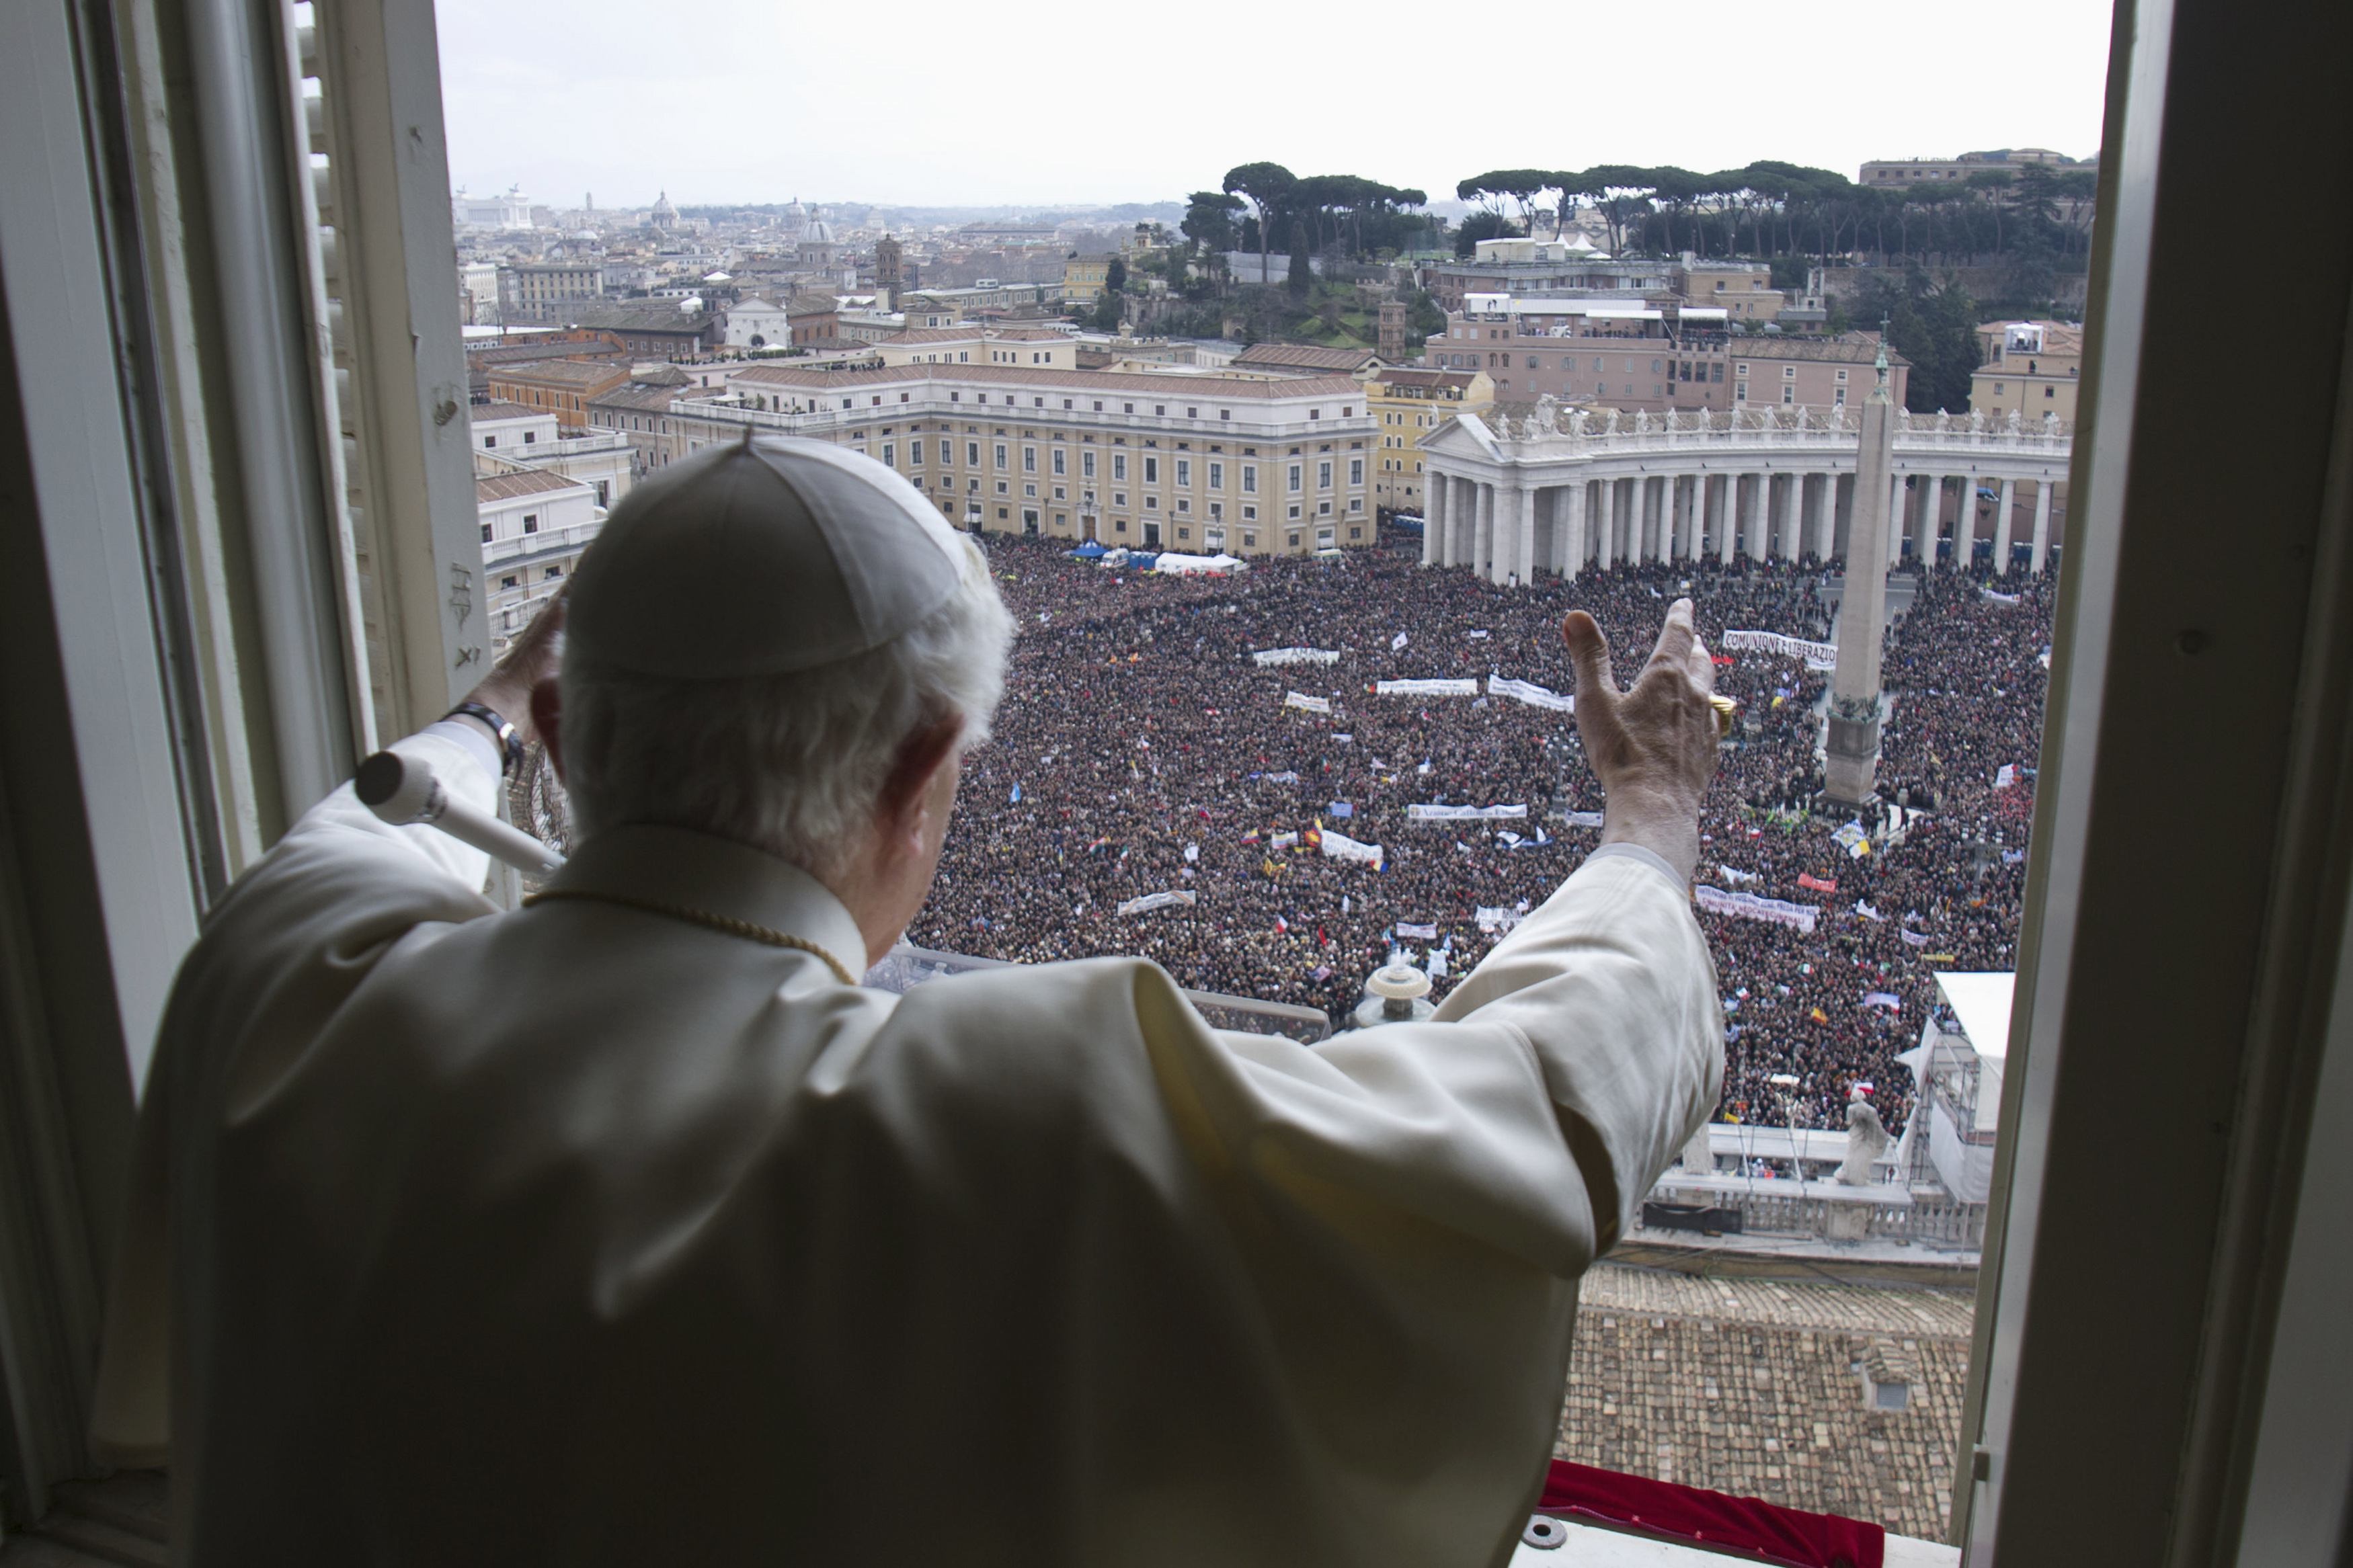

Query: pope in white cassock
[93,435,1725,1566]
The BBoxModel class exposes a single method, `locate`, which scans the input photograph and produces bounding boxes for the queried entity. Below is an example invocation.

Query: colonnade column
[1572,482,1591,580]
[1672,477,1692,559]
[1810,473,1835,561]
[1741,474,1764,562]
[1994,477,2019,571]
[1716,477,1737,566]
[1953,473,1977,571]
[1515,484,1538,586]
[1915,474,1940,569]
[2031,479,2054,575]
[1474,482,1495,578]
[1595,478,1616,571]
[1422,470,1446,565]
[1775,474,1800,561]
[1888,471,1906,563]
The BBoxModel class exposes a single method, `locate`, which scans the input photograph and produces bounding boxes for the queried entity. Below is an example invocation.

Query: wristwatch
[444,701,525,776]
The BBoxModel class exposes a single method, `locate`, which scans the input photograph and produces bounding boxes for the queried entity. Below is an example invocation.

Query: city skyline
[434,0,2112,212]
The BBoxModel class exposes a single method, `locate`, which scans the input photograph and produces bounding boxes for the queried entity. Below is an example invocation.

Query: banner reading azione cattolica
[1117,890,1198,917]
[1486,675,1574,712]
[1252,647,1342,666]
[1694,884,1819,934]
[1281,692,1332,714]
[1375,678,1480,697]
[1406,803,1528,823]
[1319,828,1385,868]
[1723,630,1838,670]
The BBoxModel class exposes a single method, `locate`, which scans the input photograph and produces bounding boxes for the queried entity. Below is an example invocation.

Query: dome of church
[650,190,678,224]
[803,220,835,245]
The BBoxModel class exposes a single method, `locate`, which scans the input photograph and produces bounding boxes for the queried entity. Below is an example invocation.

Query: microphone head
[354,751,442,824]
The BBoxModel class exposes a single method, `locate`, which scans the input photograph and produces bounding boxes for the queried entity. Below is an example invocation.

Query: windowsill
[1513,1517,1957,1566]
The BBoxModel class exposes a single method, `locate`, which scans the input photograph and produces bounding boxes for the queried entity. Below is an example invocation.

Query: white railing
[484,519,600,566]
[1473,403,2073,461]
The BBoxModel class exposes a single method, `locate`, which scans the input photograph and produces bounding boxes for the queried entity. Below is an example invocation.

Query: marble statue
[1837,1096,1890,1186]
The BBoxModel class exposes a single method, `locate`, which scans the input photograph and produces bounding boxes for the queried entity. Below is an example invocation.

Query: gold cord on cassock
[522,887,859,985]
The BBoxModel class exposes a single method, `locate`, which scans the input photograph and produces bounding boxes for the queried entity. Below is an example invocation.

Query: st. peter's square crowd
[902,526,2053,1137]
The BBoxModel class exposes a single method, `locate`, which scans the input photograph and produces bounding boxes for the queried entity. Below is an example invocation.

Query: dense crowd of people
[904,528,2057,1135]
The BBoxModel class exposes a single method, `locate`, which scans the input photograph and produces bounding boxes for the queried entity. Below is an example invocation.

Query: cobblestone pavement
[1558,1263,1975,1542]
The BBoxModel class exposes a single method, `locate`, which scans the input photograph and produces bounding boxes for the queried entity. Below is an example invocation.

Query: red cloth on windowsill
[1540,1459,1885,1568]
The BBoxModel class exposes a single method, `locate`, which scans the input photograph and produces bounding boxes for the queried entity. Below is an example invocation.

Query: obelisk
[1823,339,1897,806]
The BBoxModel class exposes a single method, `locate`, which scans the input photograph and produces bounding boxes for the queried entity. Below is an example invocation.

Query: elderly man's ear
[879,712,965,850]
[530,679,565,786]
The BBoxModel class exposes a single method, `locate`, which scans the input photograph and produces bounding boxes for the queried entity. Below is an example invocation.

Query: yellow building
[1365,368,1492,515]
[1971,320,2083,423]
[1063,253,1114,304]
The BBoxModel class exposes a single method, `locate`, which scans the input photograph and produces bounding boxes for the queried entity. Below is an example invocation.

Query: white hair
[559,540,1012,880]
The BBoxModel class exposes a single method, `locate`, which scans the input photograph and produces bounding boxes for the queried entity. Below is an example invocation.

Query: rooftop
[1231,342,1383,373]
[475,469,590,502]
[487,359,629,389]
[724,361,1367,402]
[1371,368,1486,393]
[466,400,545,422]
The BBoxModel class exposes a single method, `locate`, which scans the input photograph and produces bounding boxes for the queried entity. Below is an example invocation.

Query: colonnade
[1420,465,2060,583]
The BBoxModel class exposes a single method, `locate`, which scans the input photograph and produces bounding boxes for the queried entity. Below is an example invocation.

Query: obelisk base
[1823,706,1882,807]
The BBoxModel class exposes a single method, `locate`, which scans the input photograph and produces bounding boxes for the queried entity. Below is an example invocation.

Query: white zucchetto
[567,433,970,678]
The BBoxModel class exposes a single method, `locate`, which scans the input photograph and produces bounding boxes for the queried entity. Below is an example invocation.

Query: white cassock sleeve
[91,727,500,1464]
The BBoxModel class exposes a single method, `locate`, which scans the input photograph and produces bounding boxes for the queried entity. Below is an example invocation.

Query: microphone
[354,750,565,878]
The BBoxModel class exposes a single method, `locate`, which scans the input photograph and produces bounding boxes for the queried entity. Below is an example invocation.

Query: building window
[522,513,539,534]
[1287,464,1302,493]
[1052,448,1066,477]
[1023,446,1037,472]
[1082,451,1096,479]
[1242,532,1257,548]
[482,434,497,448]
[1784,366,1797,378]
[967,441,981,465]
[544,565,563,579]
[479,522,493,543]
[994,443,1008,468]
[1736,382,1749,402]
[1174,458,1190,487]
[1144,456,1158,483]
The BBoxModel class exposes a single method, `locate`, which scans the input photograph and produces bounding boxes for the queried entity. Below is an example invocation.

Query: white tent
[1152,552,1246,576]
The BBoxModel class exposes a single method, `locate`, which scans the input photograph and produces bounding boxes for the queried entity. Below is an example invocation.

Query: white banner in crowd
[1486,675,1575,712]
[1406,803,1529,823]
[1723,630,1839,670]
[1562,811,1605,829]
[1320,829,1385,868]
[1475,906,1521,934]
[1390,631,1410,651]
[1117,891,1197,917]
[1394,921,1439,940]
[1282,692,1332,714]
[1376,678,1480,697]
[1252,647,1341,666]
[1694,885,1820,934]
[1981,587,2022,606]
[1994,764,2017,788]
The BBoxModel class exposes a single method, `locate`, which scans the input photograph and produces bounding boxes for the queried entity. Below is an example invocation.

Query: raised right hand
[1563,597,1720,882]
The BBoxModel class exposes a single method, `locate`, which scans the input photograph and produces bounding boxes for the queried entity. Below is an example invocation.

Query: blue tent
[1070,540,1107,559]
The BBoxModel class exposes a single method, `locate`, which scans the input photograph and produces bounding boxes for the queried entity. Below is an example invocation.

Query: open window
[3,0,2352,1561]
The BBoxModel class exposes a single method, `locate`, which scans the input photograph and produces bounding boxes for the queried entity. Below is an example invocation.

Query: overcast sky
[436,0,2113,212]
